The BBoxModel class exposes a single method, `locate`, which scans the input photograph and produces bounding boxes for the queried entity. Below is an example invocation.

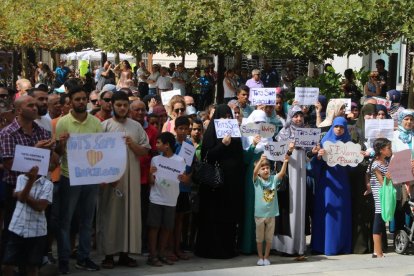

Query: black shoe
[59,260,69,274]
[75,258,100,271]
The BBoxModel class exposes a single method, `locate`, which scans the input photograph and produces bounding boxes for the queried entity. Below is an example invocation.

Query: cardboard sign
[11,145,51,176]
[328,98,351,114]
[263,141,288,162]
[178,142,196,166]
[240,122,276,138]
[294,128,321,147]
[153,155,186,183]
[373,97,391,110]
[160,89,181,105]
[365,119,394,140]
[250,88,277,106]
[214,119,241,138]
[67,133,127,186]
[322,141,363,167]
[388,149,414,184]
[294,87,319,105]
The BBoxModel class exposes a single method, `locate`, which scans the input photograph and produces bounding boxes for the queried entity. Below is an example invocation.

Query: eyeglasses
[103,98,112,103]
[192,128,202,131]
[0,94,9,99]
[174,108,185,113]
[90,99,98,104]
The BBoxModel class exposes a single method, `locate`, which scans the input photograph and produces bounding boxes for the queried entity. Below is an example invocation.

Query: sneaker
[75,258,100,271]
[263,259,271,266]
[59,260,69,274]
[257,258,264,266]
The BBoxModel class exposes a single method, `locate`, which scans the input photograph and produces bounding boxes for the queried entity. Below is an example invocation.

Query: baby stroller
[394,201,414,254]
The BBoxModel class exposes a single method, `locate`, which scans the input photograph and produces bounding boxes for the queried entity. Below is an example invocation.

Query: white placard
[388,149,414,184]
[263,141,288,161]
[250,88,277,106]
[294,128,321,147]
[11,145,51,176]
[214,119,241,138]
[240,122,276,138]
[153,155,186,183]
[178,142,196,166]
[160,89,181,105]
[365,119,394,140]
[322,141,363,167]
[373,97,391,110]
[328,98,351,114]
[67,133,127,186]
[294,87,319,105]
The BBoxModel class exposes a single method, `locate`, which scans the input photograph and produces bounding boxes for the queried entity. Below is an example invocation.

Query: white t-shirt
[147,71,160,89]
[35,116,52,132]
[172,71,188,95]
[156,75,172,90]
[223,77,237,98]
[150,154,186,207]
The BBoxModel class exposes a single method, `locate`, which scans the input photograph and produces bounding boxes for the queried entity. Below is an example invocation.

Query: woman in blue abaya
[311,117,352,255]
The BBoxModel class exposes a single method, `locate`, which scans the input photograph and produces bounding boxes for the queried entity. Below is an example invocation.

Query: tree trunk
[21,47,29,79]
[216,53,225,103]
[12,51,19,89]
[101,52,107,67]
[115,52,120,65]
[233,51,242,70]
[408,55,414,109]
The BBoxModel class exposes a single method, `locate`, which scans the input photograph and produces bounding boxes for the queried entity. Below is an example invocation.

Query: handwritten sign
[294,87,319,105]
[160,89,181,105]
[250,88,277,105]
[322,141,363,167]
[214,119,241,138]
[388,149,414,184]
[294,128,321,147]
[373,97,391,110]
[67,132,127,186]
[178,142,196,166]
[264,141,288,161]
[12,145,51,176]
[329,98,351,114]
[153,155,186,183]
[365,119,394,140]
[240,122,276,138]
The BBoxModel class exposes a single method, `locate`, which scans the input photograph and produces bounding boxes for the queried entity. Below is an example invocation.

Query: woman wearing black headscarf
[195,104,244,259]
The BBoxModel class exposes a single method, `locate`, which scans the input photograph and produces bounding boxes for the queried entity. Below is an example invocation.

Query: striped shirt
[9,175,53,238]
[368,160,388,214]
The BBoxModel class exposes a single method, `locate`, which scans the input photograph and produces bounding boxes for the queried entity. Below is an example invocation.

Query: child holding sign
[148,132,187,266]
[253,154,289,266]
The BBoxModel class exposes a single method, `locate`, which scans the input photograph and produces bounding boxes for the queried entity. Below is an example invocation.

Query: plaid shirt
[0,119,51,187]
[9,175,53,238]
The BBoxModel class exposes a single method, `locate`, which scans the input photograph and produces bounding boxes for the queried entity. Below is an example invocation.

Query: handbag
[380,176,396,222]
[193,152,224,190]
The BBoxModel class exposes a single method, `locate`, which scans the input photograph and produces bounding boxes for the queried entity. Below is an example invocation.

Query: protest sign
[67,132,127,186]
[12,145,51,176]
[328,98,351,114]
[153,155,186,183]
[178,142,196,166]
[388,149,414,184]
[250,88,277,106]
[365,119,394,140]
[373,97,391,110]
[294,128,321,147]
[294,87,319,105]
[322,141,363,167]
[263,141,288,162]
[214,119,241,138]
[240,122,276,138]
[160,89,181,105]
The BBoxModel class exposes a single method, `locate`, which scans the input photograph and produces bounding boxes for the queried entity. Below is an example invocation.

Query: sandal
[117,254,138,267]
[101,256,115,269]
[158,255,174,265]
[175,252,190,260]
[294,255,307,261]
[146,256,162,267]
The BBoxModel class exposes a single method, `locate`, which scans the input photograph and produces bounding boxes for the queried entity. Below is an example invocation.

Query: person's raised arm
[253,154,266,182]
[276,154,290,179]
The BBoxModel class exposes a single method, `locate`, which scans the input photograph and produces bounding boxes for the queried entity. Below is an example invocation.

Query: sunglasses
[174,108,185,113]
[191,128,202,131]
[103,98,112,103]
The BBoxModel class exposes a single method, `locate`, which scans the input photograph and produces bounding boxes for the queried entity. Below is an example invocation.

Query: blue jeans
[148,88,157,96]
[56,176,98,262]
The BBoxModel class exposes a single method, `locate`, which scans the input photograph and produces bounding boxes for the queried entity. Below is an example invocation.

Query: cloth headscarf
[376,104,391,119]
[277,105,304,141]
[387,89,401,104]
[321,117,351,146]
[397,109,414,144]
[354,103,376,141]
[242,110,269,153]
[318,100,344,128]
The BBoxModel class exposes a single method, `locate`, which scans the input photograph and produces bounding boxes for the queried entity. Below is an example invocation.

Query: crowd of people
[0,58,413,275]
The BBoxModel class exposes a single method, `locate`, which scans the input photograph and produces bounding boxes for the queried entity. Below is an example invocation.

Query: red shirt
[139,123,158,185]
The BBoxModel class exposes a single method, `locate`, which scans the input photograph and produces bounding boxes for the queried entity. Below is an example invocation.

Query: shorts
[147,202,176,230]
[373,213,386,234]
[176,192,191,213]
[255,217,275,243]
[3,232,46,266]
